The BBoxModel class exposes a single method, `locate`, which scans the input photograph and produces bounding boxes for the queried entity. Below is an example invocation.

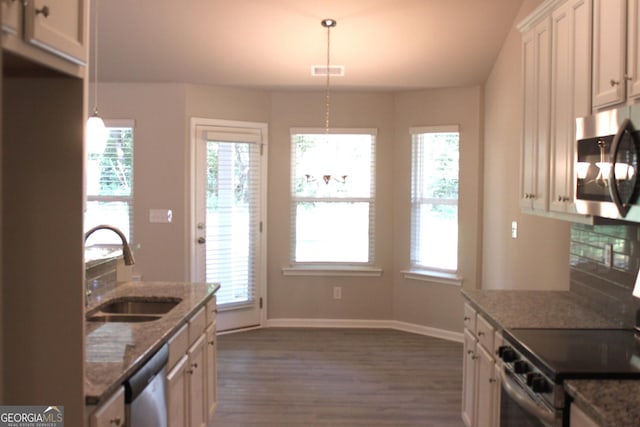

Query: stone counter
[565,380,640,427]
[85,281,219,405]
[462,289,617,329]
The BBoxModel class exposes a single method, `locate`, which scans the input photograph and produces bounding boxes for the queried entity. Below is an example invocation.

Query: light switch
[511,221,518,239]
[149,209,173,223]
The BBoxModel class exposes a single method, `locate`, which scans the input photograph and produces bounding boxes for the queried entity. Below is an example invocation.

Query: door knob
[197,237,206,244]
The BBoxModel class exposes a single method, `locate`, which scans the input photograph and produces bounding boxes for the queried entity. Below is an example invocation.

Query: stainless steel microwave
[575,105,640,221]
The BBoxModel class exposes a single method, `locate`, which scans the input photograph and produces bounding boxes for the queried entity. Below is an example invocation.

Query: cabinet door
[476,345,498,427]
[1,0,20,35]
[592,0,627,108]
[628,0,640,99]
[550,2,573,212]
[188,335,207,427]
[461,329,477,427]
[167,355,189,427]
[24,0,87,64]
[89,386,125,427]
[205,323,217,419]
[572,0,593,119]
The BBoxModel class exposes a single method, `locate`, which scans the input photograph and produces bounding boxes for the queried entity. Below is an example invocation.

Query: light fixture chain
[93,0,99,115]
[325,22,331,137]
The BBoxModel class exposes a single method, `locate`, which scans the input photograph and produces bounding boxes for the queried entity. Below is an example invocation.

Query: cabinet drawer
[206,296,217,326]
[476,315,494,352]
[463,302,477,334]
[189,307,206,346]
[168,323,188,370]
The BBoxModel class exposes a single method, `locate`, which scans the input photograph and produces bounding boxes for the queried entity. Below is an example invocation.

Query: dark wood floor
[209,328,465,426]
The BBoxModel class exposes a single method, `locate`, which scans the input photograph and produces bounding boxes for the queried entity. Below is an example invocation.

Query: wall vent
[311,65,345,77]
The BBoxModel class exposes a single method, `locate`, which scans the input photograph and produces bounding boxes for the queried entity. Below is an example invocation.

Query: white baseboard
[264,318,463,343]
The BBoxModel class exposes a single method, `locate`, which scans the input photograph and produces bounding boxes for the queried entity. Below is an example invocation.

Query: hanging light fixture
[321,18,336,138]
[86,0,108,154]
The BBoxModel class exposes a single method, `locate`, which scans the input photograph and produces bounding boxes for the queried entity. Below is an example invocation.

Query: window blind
[289,128,377,265]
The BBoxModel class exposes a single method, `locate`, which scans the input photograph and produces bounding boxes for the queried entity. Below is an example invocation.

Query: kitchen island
[462,288,640,427]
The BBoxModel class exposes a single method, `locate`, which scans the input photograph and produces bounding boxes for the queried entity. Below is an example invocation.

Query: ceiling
[95,0,525,91]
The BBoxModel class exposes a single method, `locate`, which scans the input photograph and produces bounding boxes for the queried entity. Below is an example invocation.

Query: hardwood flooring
[209,328,465,427]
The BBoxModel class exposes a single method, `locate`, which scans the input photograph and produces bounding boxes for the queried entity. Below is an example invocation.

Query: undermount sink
[86,314,162,323]
[99,299,180,315]
[86,297,182,323]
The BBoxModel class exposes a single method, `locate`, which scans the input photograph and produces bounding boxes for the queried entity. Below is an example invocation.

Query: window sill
[402,269,463,286]
[282,265,383,277]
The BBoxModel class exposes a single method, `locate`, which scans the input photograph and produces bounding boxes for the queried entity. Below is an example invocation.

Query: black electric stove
[505,328,640,382]
[499,328,640,425]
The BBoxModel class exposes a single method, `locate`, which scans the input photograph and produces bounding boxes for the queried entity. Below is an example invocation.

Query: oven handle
[500,367,557,426]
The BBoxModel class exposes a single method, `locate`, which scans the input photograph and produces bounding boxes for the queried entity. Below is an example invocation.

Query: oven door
[499,369,565,427]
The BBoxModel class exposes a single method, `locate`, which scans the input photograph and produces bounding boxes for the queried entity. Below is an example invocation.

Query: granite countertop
[461,288,618,329]
[462,288,635,427]
[565,380,640,427]
[85,281,220,405]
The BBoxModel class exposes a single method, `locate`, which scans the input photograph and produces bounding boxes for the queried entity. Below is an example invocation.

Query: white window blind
[410,126,459,272]
[201,126,263,309]
[85,120,135,246]
[290,129,376,264]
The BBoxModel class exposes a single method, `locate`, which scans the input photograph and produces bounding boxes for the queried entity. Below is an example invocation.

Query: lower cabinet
[167,296,217,427]
[88,386,125,427]
[462,302,501,427]
[570,403,600,427]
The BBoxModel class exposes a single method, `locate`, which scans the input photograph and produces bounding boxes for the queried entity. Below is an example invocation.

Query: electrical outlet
[333,286,342,300]
[604,243,613,268]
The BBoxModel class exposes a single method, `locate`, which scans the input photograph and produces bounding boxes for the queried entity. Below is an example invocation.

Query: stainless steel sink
[99,299,180,315]
[86,314,162,323]
[86,297,182,323]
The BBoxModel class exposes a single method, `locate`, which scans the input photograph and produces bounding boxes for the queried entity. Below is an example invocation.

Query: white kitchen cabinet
[519,0,592,218]
[2,0,87,76]
[550,0,592,213]
[627,0,640,99]
[520,16,551,212]
[166,297,217,427]
[570,403,600,427]
[462,328,477,427]
[475,344,498,427]
[592,0,627,108]
[188,334,207,427]
[1,0,20,34]
[88,386,125,427]
[167,355,189,427]
[462,302,501,427]
[205,323,217,419]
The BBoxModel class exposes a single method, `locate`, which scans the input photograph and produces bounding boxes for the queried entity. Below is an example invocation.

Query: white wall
[482,0,570,291]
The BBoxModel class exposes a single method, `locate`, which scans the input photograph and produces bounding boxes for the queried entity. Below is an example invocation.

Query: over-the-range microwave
[575,105,640,222]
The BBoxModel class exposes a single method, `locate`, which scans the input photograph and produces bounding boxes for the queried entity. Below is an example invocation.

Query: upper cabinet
[592,0,627,108]
[519,0,593,220]
[520,17,551,212]
[2,0,87,76]
[1,0,21,35]
[591,0,640,108]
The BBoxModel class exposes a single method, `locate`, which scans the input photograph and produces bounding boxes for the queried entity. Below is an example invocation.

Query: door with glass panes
[192,119,266,332]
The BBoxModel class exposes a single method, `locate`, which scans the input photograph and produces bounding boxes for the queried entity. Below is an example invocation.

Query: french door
[191,118,267,332]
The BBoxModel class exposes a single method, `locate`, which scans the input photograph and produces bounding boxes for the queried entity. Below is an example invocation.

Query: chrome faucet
[84,224,136,265]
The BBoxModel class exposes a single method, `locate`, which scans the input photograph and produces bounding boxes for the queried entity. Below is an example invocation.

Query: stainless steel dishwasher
[124,344,169,427]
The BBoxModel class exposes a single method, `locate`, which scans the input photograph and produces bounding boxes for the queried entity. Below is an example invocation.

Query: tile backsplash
[570,222,640,328]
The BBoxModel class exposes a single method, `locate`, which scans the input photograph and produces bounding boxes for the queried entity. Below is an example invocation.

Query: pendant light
[86,0,107,154]
[321,18,336,138]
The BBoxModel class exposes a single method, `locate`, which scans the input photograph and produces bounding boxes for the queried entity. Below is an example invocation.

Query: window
[290,129,376,265]
[410,126,459,272]
[85,120,134,246]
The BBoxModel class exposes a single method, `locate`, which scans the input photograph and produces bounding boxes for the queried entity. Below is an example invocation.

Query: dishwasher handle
[124,344,169,403]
